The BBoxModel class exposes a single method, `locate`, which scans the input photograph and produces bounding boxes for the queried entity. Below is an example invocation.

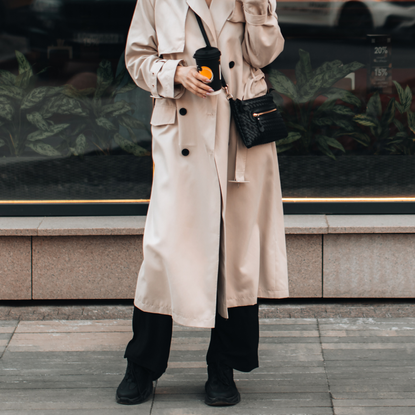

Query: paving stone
[333,408,415,415]
[151,399,333,415]
[0,388,152,412]
[14,320,131,334]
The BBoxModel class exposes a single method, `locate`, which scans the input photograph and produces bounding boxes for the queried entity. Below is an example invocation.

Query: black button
[182,149,190,156]
[229,61,235,69]
[179,108,187,116]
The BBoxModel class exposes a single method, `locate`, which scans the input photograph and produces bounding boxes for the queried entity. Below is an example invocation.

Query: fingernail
[209,88,214,92]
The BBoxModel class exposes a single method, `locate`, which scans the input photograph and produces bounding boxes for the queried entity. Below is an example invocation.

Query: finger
[189,77,213,93]
[194,71,211,84]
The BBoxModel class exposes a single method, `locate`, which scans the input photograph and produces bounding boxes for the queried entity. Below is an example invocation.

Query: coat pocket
[227,1,245,23]
[150,99,177,126]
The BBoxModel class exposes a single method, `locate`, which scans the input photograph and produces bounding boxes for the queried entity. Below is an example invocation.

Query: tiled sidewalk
[1,318,415,414]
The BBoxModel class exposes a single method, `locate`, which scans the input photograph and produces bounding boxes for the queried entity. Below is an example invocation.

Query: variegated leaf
[27,124,69,141]
[26,142,61,156]
[114,133,150,156]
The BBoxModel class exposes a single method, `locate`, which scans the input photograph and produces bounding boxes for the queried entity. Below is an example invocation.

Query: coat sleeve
[241,0,285,68]
[125,0,185,99]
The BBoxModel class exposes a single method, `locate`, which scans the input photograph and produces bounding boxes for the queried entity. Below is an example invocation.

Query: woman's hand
[174,66,214,98]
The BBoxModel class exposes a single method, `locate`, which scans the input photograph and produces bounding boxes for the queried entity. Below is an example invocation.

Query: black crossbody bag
[195,14,288,149]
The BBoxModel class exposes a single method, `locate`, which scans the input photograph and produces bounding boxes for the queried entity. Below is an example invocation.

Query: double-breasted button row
[182,149,190,156]
[179,108,187,116]
[229,61,235,69]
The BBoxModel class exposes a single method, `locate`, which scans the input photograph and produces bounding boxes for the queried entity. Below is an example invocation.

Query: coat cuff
[153,59,185,99]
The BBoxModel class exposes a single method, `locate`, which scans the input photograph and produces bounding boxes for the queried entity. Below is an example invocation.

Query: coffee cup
[193,46,222,95]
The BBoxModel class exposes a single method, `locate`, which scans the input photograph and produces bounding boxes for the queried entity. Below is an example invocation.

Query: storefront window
[0,1,414,214]
[271,0,415,208]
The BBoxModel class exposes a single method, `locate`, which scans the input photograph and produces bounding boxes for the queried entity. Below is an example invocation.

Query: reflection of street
[278,0,415,39]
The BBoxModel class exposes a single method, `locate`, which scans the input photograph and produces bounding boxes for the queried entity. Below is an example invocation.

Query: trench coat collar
[186,0,217,45]
[210,0,235,38]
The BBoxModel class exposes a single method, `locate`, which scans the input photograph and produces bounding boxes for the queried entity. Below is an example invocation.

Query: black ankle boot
[205,362,241,406]
[116,361,153,405]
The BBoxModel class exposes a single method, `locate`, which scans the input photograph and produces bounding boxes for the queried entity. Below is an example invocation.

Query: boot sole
[116,384,153,405]
[204,391,241,406]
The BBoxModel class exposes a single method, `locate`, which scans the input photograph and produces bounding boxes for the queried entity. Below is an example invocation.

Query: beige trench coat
[126,0,289,328]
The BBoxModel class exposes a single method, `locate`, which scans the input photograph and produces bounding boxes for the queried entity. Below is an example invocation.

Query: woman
[116,0,288,406]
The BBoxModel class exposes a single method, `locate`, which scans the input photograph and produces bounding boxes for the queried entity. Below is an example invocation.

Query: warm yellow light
[0,200,150,204]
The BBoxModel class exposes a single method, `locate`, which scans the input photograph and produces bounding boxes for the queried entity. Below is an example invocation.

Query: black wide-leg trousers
[124,305,259,381]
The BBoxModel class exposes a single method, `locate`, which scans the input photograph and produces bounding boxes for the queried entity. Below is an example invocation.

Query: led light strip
[1,197,415,204]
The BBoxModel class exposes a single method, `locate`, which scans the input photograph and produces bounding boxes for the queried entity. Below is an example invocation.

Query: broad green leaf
[0,96,12,105]
[0,103,14,121]
[275,132,301,146]
[317,135,346,152]
[116,81,137,95]
[381,98,395,127]
[27,124,69,141]
[395,132,408,139]
[15,70,32,89]
[333,118,354,131]
[21,87,48,109]
[45,86,66,96]
[15,51,33,77]
[41,96,87,118]
[354,114,377,127]
[367,93,382,118]
[393,81,406,106]
[295,49,313,89]
[331,105,355,116]
[348,132,371,146]
[315,99,336,115]
[0,85,24,100]
[299,61,364,103]
[26,142,61,156]
[75,134,87,155]
[268,69,298,102]
[395,102,404,114]
[27,112,49,131]
[312,117,333,126]
[96,117,117,131]
[316,141,336,160]
[101,100,133,116]
[276,143,294,154]
[114,133,150,156]
[393,118,405,132]
[95,60,114,99]
[0,70,16,86]
[323,88,362,108]
[405,85,413,111]
[408,111,415,135]
[0,139,5,147]
[120,114,146,130]
[313,60,342,77]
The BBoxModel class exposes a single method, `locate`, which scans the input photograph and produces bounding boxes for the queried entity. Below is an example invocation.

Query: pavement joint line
[0,321,18,360]
[317,317,335,415]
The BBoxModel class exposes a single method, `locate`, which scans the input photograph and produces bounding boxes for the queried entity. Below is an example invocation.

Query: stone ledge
[0,216,146,236]
[326,215,415,234]
[2,214,415,236]
[284,215,328,234]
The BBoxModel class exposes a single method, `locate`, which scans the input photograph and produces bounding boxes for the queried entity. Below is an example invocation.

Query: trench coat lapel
[210,0,235,38]
[186,0,217,45]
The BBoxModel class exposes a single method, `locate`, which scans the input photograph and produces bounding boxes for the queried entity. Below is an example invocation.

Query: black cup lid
[193,46,221,60]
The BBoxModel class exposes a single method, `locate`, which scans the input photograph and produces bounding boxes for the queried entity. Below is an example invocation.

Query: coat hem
[225,289,289,309]
[134,298,216,329]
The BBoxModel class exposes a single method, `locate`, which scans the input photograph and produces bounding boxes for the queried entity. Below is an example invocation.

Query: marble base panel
[32,236,143,300]
[286,234,323,298]
[0,237,32,300]
[324,234,415,298]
